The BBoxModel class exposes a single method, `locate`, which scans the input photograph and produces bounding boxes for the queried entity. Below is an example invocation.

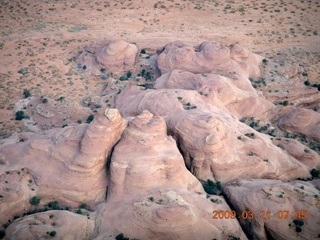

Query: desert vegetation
[0,0,319,239]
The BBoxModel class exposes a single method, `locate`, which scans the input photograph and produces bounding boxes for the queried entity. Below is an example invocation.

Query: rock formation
[0,108,127,226]
[157,41,262,79]
[1,40,319,240]
[77,40,138,75]
[95,110,247,240]
[278,108,320,142]
[4,210,95,240]
[115,87,313,183]
[224,179,320,240]
[154,69,275,119]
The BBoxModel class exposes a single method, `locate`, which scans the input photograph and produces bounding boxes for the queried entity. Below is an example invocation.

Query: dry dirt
[0,0,319,137]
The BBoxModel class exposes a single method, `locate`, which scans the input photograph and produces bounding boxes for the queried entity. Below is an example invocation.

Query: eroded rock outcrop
[116,87,313,183]
[4,210,95,240]
[77,40,138,74]
[278,108,320,142]
[95,111,247,240]
[155,69,275,119]
[0,108,127,225]
[157,41,262,79]
[224,179,320,240]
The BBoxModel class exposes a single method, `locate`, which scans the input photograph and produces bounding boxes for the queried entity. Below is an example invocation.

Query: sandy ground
[0,0,319,138]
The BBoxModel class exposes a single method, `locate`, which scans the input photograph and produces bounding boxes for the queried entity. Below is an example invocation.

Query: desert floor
[0,0,319,138]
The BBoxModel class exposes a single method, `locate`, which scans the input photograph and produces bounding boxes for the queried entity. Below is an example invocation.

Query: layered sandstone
[224,179,320,240]
[77,40,138,75]
[0,108,127,225]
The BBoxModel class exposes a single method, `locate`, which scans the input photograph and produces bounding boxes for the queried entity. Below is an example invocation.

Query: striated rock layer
[157,41,262,79]
[224,179,320,240]
[4,210,95,240]
[0,108,127,225]
[154,69,275,120]
[1,40,320,239]
[95,110,247,240]
[77,40,138,75]
[116,87,313,183]
[278,108,320,142]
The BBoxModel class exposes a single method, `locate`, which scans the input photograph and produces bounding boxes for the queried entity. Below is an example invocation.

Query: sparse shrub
[42,98,48,104]
[15,110,25,120]
[203,179,222,195]
[23,89,31,98]
[76,209,82,215]
[293,219,304,226]
[310,168,320,178]
[47,201,60,210]
[29,196,41,206]
[86,115,94,123]
[115,233,129,240]
[304,80,310,86]
[262,59,268,64]
[119,75,128,81]
[140,49,146,54]
[49,231,56,237]
[126,71,132,78]
[140,69,146,77]
[79,203,87,209]
[148,197,154,202]
[145,71,152,80]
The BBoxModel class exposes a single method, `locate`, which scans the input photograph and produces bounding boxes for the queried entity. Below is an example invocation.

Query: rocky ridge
[0,40,319,240]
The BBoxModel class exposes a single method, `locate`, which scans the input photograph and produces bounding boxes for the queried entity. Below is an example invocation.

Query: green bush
[115,233,129,240]
[310,168,320,178]
[86,115,94,123]
[15,111,25,120]
[126,71,132,78]
[203,179,222,195]
[145,71,152,80]
[76,209,83,215]
[119,75,128,81]
[29,196,41,206]
[46,201,60,210]
[140,49,146,54]
[23,89,31,98]
[293,219,304,226]
[49,231,56,237]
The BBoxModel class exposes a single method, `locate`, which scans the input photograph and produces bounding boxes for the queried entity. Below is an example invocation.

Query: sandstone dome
[77,40,138,75]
